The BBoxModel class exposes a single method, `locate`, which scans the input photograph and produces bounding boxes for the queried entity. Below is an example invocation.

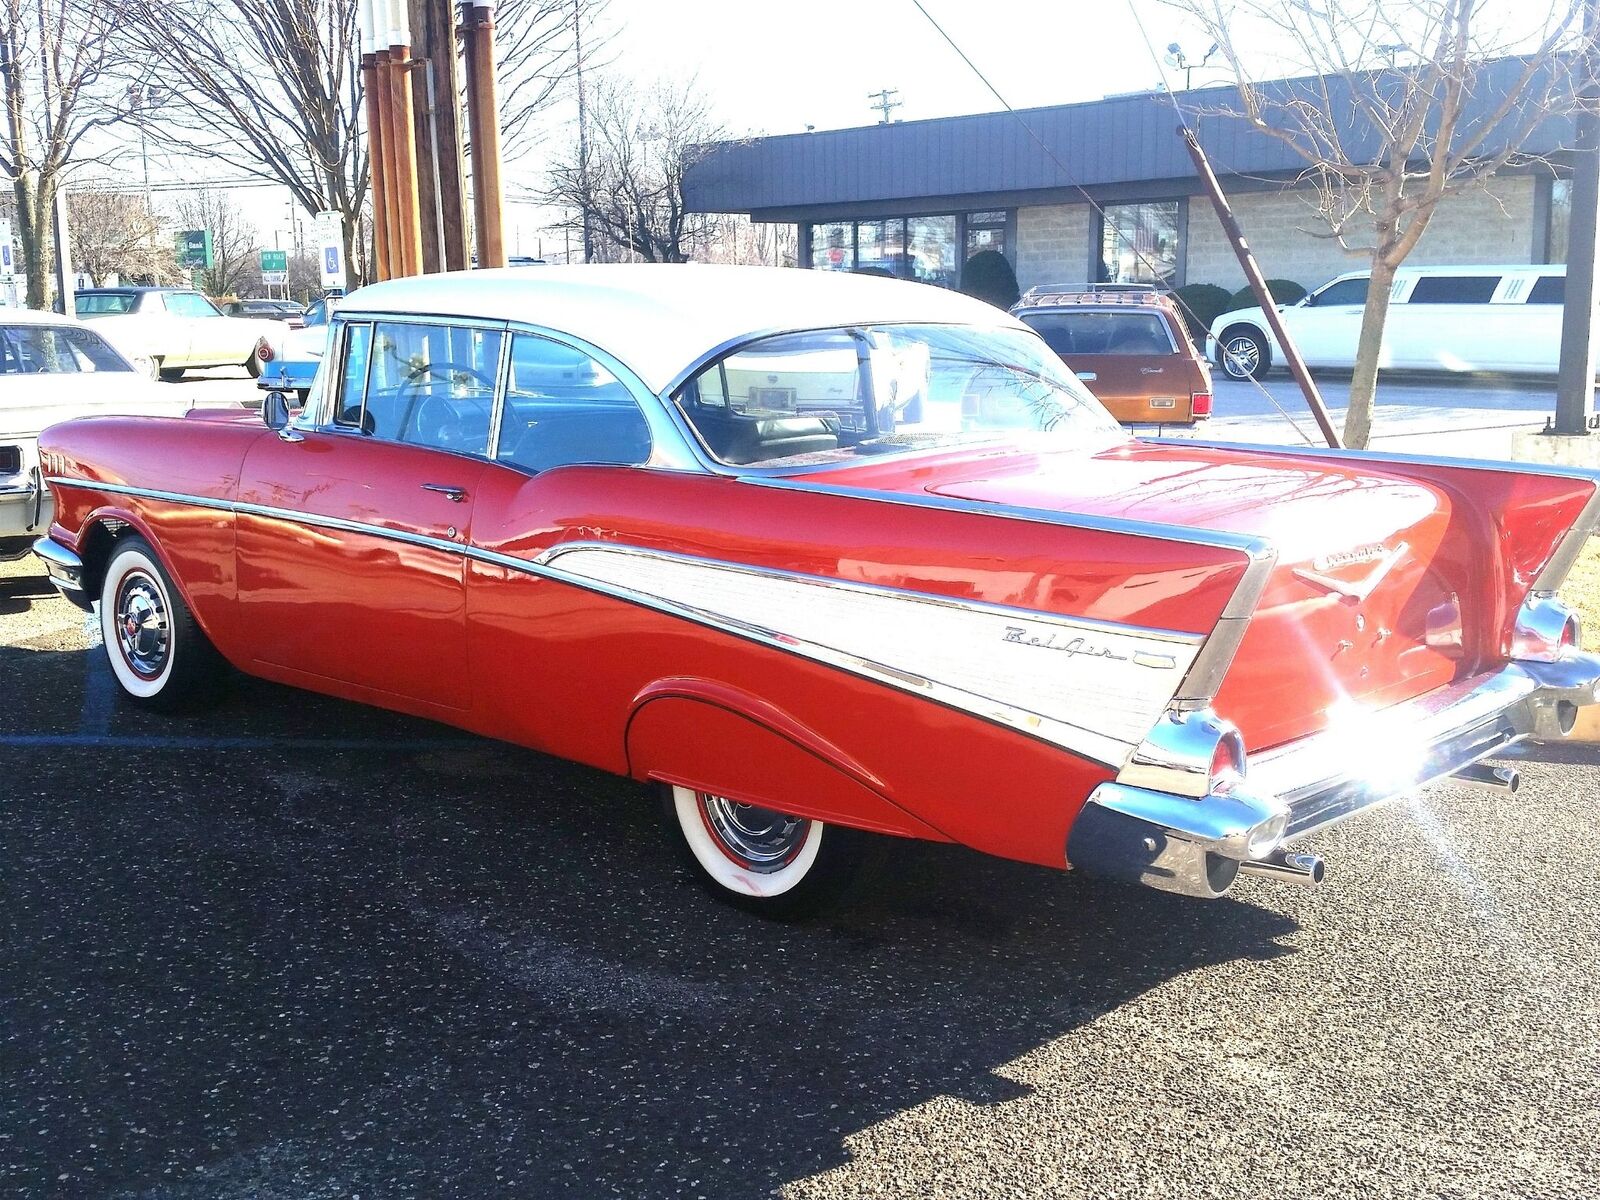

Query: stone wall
[1012,175,1541,295]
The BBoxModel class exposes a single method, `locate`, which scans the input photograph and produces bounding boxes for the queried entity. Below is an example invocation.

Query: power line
[908,0,1314,443]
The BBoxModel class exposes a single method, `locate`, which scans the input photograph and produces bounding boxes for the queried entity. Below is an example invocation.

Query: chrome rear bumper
[1067,650,1600,899]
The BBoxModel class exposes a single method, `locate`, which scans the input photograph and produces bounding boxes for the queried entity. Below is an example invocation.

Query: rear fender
[624,678,950,841]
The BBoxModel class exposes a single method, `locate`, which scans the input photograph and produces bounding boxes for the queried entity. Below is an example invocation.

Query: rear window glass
[1018,311,1176,357]
[74,293,136,315]
[1527,276,1566,305]
[1407,275,1500,304]
[0,324,131,374]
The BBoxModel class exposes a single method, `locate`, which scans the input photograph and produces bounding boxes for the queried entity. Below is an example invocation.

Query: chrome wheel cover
[1222,335,1260,378]
[114,570,171,679]
[697,793,810,873]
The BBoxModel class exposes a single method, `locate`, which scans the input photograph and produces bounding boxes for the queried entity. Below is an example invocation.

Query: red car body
[31,265,1600,907]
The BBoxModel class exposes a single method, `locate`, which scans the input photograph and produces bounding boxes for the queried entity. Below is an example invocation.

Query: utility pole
[868,88,901,124]
[574,0,591,263]
[461,0,506,268]
[358,0,391,280]
[1555,0,1600,436]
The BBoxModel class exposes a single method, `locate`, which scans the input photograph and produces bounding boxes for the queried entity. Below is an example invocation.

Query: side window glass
[495,334,651,473]
[1528,276,1566,305]
[357,321,500,454]
[334,323,373,426]
[140,293,166,314]
[1407,275,1500,304]
[1313,277,1369,306]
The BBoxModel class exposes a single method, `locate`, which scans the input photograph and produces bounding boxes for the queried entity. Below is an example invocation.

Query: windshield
[74,293,137,316]
[0,323,133,376]
[673,323,1121,468]
[1019,311,1176,357]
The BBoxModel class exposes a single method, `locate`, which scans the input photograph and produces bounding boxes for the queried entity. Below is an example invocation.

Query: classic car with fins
[31,265,1600,915]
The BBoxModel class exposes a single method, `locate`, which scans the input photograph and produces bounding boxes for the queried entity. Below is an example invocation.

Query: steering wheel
[395,360,495,447]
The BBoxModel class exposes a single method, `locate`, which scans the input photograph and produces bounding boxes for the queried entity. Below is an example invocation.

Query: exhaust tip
[1453,762,1520,794]
[1237,850,1325,889]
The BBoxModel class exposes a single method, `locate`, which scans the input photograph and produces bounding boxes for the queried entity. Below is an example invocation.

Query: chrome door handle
[421,483,467,502]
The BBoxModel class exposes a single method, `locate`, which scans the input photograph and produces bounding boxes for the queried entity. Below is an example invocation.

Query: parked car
[1,311,191,558]
[1209,264,1581,380]
[32,265,1600,916]
[74,286,285,381]
[226,298,306,328]
[1012,284,1212,425]
[256,295,338,404]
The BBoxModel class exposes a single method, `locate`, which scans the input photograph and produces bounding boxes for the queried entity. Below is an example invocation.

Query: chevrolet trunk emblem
[1294,542,1408,602]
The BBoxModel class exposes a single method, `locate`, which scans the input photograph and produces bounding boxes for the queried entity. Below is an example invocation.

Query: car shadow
[0,648,1300,1199]
[0,571,55,616]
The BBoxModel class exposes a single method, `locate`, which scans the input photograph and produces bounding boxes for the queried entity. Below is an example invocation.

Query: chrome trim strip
[744,475,1279,710]
[1534,483,1600,593]
[47,476,1206,765]
[534,539,1204,647]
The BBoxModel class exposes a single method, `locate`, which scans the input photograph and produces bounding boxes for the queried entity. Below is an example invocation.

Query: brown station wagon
[1011,285,1212,426]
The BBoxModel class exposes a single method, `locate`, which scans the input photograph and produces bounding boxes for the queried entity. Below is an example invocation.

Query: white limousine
[1208,264,1575,380]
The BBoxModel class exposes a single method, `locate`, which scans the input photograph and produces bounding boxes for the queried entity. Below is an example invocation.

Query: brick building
[683,59,1575,298]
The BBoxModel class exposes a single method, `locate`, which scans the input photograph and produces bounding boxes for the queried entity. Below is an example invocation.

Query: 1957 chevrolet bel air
[31,265,1600,915]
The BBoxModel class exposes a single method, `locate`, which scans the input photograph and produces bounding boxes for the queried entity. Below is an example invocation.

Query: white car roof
[343,263,1027,393]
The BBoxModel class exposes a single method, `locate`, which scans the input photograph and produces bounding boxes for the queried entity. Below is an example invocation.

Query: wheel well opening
[78,519,132,599]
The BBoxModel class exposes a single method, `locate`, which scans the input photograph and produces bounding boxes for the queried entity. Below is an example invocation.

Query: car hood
[1,376,191,439]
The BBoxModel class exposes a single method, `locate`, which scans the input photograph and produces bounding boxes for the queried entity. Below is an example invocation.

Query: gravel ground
[2,541,1598,1199]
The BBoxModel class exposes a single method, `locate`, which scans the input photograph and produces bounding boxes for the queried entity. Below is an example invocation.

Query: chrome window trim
[44,476,1215,766]
[497,323,692,471]
[655,319,1107,480]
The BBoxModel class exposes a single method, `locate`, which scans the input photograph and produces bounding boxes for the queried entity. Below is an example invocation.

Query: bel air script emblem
[1003,625,1128,662]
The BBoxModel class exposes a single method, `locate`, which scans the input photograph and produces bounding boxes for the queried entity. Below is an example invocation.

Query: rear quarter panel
[463,464,1253,866]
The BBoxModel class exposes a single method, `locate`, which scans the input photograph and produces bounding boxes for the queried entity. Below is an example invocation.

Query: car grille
[0,445,19,474]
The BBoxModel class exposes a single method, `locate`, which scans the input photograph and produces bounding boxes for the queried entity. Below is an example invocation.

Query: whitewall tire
[664,785,862,918]
[98,536,224,711]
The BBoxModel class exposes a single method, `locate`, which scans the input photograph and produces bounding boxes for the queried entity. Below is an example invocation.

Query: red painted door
[234,430,486,709]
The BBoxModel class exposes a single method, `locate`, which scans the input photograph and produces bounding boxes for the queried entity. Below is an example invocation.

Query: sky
[492,0,1223,256]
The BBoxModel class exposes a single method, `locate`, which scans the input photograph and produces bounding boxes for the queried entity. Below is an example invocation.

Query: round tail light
[257,342,274,362]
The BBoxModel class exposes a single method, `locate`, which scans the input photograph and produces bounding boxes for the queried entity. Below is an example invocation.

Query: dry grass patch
[1562,538,1600,641]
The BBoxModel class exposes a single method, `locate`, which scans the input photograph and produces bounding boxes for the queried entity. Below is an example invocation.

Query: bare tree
[544,76,724,262]
[169,189,260,299]
[67,187,173,284]
[1164,0,1596,446]
[115,0,366,286]
[703,215,797,267]
[0,0,129,307]
[496,0,612,162]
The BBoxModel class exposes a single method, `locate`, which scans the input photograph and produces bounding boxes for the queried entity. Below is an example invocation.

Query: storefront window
[907,215,959,286]
[804,212,1011,287]
[1099,200,1182,286]
[810,222,855,271]
[857,219,908,276]
[965,210,1009,262]
[1548,178,1572,265]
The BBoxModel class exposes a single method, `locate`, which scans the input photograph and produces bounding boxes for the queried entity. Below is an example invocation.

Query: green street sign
[260,249,288,272]
[176,229,213,269]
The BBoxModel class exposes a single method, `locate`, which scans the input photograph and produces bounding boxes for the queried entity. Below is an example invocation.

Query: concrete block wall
[1185,175,1539,291]
[1014,176,1540,296]
[1015,205,1093,292]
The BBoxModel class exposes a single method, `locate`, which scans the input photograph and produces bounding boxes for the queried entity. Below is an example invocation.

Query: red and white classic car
[31,265,1600,915]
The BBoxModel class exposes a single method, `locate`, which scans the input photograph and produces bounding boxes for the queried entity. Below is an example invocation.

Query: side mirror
[261,390,302,442]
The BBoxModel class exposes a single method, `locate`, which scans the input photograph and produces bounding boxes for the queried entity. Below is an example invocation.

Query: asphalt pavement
[2,367,1599,1198]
